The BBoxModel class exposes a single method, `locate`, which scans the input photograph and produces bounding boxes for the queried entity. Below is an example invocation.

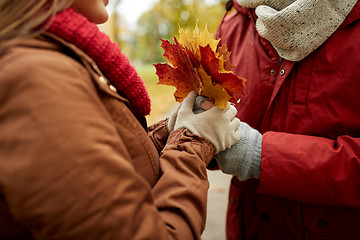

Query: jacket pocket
[303,204,360,240]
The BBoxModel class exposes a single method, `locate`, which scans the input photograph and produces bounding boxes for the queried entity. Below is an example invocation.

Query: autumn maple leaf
[154,24,246,109]
[154,38,201,102]
[179,23,220,58]
[199,44,245,104]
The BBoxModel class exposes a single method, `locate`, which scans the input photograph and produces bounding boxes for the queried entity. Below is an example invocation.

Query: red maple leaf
[154,38,201,102]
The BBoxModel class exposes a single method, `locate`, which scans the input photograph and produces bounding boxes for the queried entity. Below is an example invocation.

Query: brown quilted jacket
[0,34,214,239]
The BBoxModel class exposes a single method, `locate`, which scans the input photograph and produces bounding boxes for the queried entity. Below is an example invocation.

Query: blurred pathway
[201,170,232,240]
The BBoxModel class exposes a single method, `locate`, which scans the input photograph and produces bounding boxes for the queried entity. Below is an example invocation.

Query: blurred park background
[100,1,232,239]
[100,0,229,124]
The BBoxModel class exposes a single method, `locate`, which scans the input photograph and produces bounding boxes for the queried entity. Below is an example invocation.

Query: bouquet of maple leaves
[154,24,246,110]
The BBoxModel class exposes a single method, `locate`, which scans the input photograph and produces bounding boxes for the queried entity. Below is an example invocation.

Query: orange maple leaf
[199,44,245,104]
[154,24,246,109]
[217,43,233,72]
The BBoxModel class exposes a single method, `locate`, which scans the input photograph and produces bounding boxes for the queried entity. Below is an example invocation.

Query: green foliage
[135,64,176,124]
[133,0,227,63]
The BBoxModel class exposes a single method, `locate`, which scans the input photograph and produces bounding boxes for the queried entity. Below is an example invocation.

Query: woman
[0,0,241,239]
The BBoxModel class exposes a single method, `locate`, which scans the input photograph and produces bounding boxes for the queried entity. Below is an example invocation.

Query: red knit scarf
[46,8,151,117]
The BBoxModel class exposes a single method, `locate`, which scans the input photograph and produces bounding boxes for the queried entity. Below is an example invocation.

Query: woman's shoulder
[1,37,86,76]
[0,36,90,90]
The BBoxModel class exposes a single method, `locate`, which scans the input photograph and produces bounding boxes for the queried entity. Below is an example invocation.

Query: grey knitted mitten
[194,96,262,181]
[215,122,262,181]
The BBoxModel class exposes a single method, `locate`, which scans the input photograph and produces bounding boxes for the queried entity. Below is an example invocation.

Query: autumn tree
[133,0,226,63]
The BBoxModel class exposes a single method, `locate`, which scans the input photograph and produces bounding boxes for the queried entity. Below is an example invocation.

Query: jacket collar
[339,0,360,28]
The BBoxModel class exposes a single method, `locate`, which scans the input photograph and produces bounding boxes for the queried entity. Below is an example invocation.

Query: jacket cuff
[148,119,170,154]
[167,129,215,166]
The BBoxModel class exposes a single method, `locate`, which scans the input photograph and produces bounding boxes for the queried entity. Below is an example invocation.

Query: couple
[0,0,359,239]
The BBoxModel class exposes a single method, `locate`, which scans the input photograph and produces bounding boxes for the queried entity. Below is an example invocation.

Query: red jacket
[216,1,360,239]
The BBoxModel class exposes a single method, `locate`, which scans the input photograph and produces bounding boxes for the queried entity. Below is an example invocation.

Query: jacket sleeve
[0,50,214,239]
[154,130,214,238]
[258,131,360,207]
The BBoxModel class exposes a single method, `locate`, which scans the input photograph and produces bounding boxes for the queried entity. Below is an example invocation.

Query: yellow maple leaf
[179,23,220,58]
[198,67,231,109]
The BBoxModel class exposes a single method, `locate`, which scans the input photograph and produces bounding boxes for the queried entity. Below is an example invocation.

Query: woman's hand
[173,91,241,153]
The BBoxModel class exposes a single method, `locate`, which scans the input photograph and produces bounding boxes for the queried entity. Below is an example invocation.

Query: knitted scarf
[46,8,151,117]
[236,0,358,61]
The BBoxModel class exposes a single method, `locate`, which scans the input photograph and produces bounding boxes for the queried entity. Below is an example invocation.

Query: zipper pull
[226,0,234,11]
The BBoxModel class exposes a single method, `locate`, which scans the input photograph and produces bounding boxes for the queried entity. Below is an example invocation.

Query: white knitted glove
[174,91,241,153]
[167,104,180,132]
[167,95,213,132]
